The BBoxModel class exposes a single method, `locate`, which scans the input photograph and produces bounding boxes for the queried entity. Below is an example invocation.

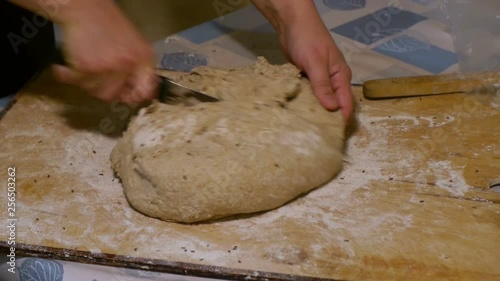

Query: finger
[330,70,354,122]
[303,57,339,111]
[119,89,135,105]
[120,83,149,106]
[51,64,84,85]
[115,78,133,105]
[129,66,160,103]
[335,82,354,122]
[52,64,106,93]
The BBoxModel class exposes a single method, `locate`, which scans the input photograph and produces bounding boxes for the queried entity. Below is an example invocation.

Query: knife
[53,47,219,105]
[157,75,219,105]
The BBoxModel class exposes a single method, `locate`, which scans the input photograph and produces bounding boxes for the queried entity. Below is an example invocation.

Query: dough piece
[111,57,345,223]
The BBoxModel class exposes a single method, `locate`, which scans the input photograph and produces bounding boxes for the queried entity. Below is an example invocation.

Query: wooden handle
[362,71,500,99]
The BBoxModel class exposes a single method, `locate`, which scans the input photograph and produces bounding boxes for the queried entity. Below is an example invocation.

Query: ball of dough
[111,58,345,223]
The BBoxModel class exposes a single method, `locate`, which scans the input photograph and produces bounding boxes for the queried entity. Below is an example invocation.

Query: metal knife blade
[157,76,220,105]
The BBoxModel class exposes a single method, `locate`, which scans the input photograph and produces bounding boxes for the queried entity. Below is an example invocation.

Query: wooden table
[0,70,499,280]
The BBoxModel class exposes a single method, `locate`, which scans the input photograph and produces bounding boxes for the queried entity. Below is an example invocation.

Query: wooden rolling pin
[363,71,500,99]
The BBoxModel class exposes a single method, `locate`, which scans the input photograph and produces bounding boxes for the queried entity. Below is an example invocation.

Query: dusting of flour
[6,93,481,278]
[27,109,472,266]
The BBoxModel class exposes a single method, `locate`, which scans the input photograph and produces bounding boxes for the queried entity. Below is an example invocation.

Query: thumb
[128,65,159,103]
[51,64,83,85]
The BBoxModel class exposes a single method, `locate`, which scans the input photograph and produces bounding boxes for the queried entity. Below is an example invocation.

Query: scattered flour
[421,160,471,196]
[5,91,482,276]
[349,113,471,197]
[63,132,117,190]
[133,127,166,149]
[133,114,197,149]
[279,130,322,156]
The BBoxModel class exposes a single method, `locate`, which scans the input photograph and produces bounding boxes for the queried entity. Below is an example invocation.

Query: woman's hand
[252,0,353,122]
[278,14,353,122]
[46,0,158,105]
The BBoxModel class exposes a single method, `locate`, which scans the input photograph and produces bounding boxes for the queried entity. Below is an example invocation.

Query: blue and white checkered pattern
[156,0,479,83]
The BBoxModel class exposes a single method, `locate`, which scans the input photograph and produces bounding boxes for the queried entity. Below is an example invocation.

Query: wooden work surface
[0,70,499,280]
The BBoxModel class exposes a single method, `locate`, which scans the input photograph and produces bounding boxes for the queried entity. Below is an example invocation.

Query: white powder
[213,118,229,134]
[133,126,166,149]
[279,131,322,156]
[165,114,198,148]
[3,89,485,277]
[349,113,470,197]
[424,160,471,196]
[133,114,198,149]
[63,132,117,190]
[20,108,468,260]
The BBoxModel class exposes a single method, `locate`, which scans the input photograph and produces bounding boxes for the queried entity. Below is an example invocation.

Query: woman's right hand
[51,0,158,105]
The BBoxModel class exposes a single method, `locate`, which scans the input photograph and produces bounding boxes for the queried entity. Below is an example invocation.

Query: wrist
[252,0,318,34]
[48,0,117,25]
[271,0,318,30]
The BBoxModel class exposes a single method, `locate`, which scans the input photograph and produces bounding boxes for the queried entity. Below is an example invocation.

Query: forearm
[251,0,319,32]
[8,0,114,24]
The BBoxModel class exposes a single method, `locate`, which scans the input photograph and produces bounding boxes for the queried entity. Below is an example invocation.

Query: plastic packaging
[442,0,500,73]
